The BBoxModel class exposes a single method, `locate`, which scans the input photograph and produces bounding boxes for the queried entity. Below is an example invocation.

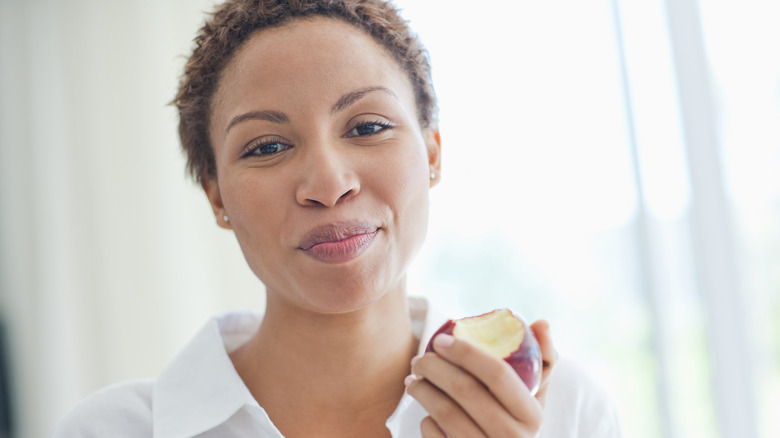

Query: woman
[54,0,621,436]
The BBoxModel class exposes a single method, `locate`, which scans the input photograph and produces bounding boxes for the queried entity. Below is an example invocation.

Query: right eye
[242,138,291,158]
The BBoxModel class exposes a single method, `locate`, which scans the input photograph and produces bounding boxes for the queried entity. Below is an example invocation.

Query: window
[400,0,780,436]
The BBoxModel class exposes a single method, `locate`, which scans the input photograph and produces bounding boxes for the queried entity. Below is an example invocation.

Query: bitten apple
[426,308,543,395]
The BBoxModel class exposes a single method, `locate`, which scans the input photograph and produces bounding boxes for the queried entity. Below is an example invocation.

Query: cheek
[371,140,428,192]
[220,173,288,255]
[222,175,276,221]
[374,142,431,232]
[224,183,295,290]
[396,164,431,263]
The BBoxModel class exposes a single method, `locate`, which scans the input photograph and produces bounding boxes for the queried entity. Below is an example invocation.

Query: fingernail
[404,374,416,387]
[433,333,454,350]
[410,355,420,367]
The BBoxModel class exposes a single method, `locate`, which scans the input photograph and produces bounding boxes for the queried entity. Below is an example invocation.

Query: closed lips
[298,222,379,264]
[298,223,379,250]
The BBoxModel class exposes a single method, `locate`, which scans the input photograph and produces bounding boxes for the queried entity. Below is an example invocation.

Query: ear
[202,178,232,230]
[425,128,442,187]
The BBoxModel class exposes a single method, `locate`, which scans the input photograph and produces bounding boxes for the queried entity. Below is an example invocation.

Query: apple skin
[425,311,543,396]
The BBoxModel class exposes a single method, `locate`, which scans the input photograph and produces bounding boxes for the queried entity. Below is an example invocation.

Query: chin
[284,268,404,316]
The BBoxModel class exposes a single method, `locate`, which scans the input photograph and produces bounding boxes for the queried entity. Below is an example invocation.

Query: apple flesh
[426,308,543,396]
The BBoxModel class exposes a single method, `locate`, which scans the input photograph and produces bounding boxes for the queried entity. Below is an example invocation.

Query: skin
[202,16,557,438]
[407,321,558,438]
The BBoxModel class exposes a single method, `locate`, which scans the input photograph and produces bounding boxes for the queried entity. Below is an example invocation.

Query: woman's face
[205,17,440,314]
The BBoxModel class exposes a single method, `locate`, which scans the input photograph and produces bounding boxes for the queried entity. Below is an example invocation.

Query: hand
[405,320,558,437]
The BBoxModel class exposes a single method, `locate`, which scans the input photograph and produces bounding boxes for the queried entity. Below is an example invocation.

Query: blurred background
[0,0,778,437]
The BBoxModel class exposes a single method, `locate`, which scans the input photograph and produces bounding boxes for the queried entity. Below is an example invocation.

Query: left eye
[346,121,392,137]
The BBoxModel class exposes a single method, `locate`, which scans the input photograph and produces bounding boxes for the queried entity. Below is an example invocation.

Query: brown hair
[172,0,438,184]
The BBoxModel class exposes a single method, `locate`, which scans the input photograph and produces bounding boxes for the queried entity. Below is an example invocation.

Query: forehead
[211,17,415,122]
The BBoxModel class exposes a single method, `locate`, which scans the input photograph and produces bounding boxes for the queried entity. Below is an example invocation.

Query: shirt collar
[407,295,449,356]
[152,312,263,438]
[150,298,450,438]
[385,296,451,435]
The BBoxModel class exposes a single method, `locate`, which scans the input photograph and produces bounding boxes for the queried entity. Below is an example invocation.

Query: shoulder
[539,357,623,437]
[52,379,155,438]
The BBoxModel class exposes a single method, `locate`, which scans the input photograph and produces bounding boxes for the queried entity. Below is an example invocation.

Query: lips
[298,222,379,264]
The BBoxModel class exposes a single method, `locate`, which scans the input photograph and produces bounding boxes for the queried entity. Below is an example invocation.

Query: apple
[426,308,543,396]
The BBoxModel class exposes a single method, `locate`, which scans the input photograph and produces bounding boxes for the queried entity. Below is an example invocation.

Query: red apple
[426,308,543,395]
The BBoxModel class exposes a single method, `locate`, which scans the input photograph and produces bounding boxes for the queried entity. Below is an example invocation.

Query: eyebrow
[330,86,398,114]
[224,110,289,136]
[223,86,397,136]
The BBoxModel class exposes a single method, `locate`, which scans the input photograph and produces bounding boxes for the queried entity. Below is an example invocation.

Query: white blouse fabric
[53,297,622,437]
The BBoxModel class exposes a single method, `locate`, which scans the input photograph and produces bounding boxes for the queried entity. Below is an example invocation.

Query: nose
[295,142,360,208]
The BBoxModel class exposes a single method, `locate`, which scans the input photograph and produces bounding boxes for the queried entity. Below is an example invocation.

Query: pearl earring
[223,215,229,223]
[430,172,436,180]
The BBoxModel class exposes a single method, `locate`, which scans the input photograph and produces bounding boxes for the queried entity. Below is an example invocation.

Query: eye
[345,120,393,138]
[241,138,291,158]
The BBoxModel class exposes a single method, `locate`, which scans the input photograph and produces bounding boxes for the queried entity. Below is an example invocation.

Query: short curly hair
[172,0,438,184]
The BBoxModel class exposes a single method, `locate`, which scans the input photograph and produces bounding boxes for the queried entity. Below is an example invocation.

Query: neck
[230,287,418,437]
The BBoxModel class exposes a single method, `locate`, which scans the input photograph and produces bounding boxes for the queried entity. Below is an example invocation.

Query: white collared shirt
[53,297,621,437]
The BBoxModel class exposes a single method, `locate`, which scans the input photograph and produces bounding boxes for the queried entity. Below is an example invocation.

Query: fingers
[531,320,558,372]
[420,416,447,438]
[406,372,487,438]
[407,320,558,437]
[530,320,558,406]
[427,334,543,427]
[407,335,543,437]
